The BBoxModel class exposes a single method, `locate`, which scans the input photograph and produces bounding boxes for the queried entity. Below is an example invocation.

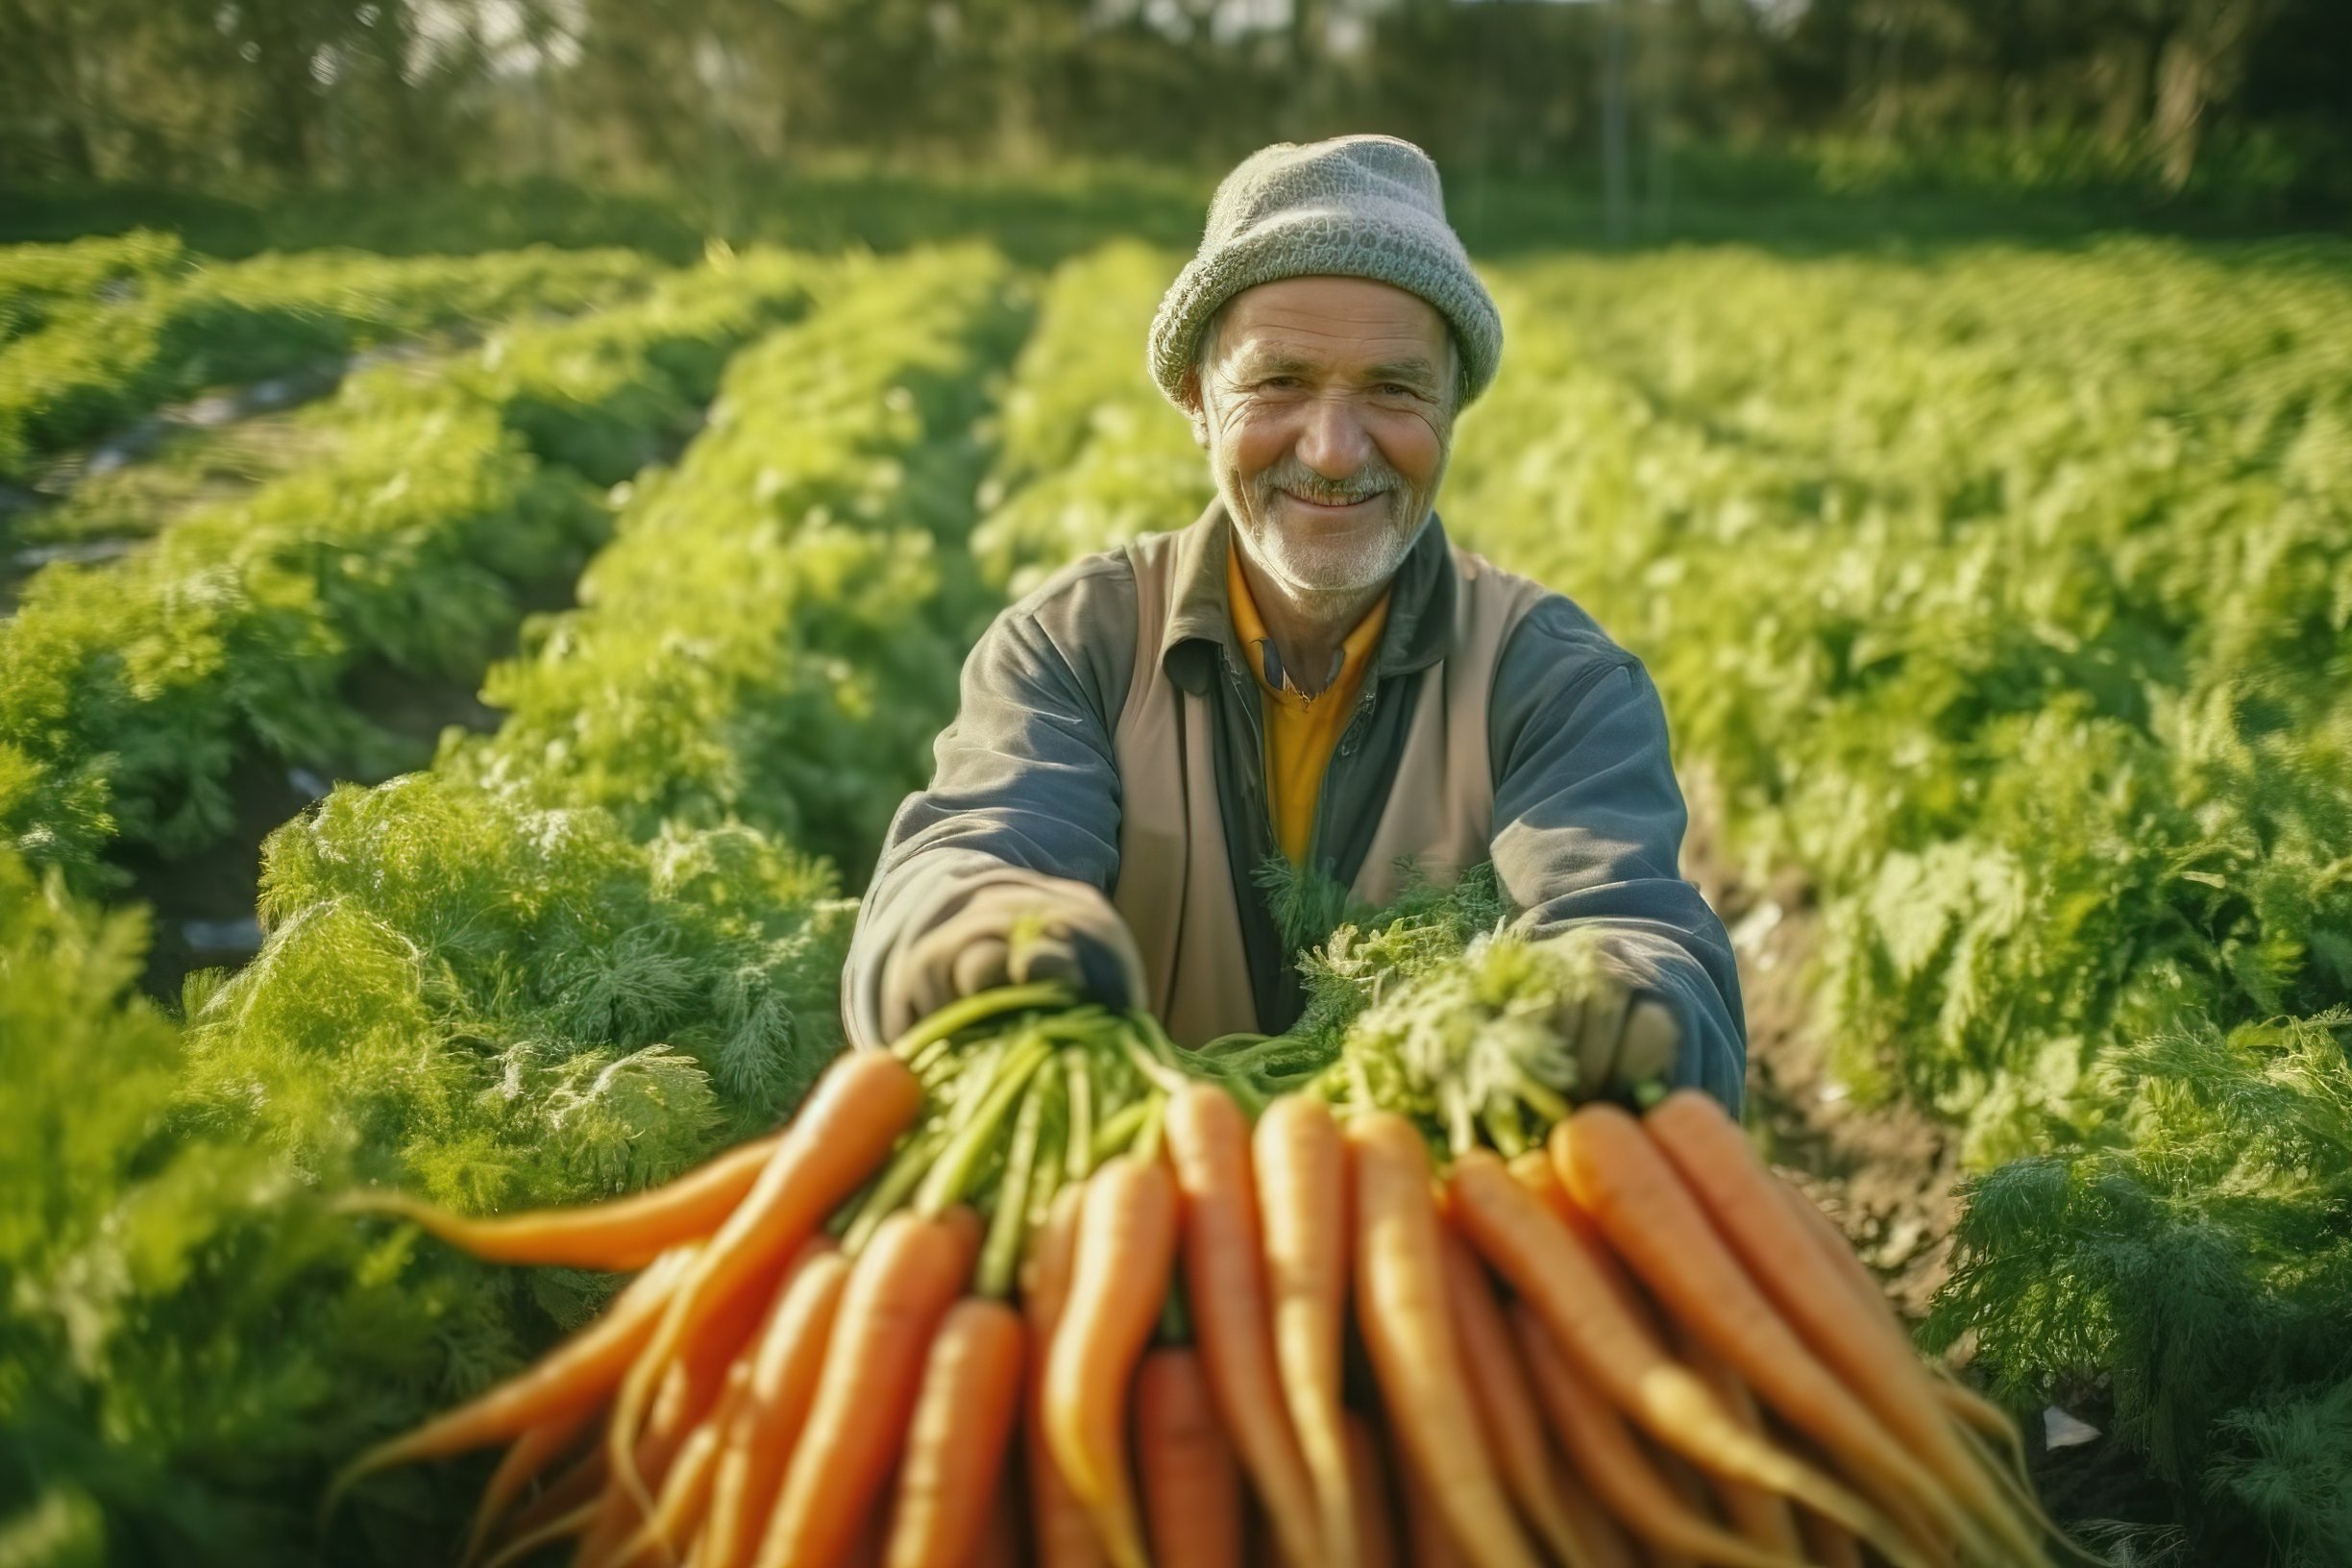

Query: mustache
[1250,452,1406,507]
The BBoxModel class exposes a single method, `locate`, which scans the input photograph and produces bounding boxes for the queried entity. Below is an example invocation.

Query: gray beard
[1223,448,1442,600]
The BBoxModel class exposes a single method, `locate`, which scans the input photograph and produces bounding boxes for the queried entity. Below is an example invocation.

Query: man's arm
[843,555,1142,1047]
[1488,597,1748,1110]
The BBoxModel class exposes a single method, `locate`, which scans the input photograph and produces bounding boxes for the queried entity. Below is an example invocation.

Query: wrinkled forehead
[1209,275,1452,380]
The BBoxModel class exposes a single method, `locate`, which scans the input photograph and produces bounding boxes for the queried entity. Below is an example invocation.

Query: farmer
[845,135,1745,1107]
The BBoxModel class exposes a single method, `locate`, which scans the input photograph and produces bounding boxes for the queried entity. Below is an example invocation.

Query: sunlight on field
[3,220,2348,1562]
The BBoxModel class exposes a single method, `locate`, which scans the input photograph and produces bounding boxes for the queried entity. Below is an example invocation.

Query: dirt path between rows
[1678,767,1963,1322]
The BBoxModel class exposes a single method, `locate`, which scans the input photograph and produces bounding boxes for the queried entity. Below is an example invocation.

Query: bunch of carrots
[331,976,2069,1568]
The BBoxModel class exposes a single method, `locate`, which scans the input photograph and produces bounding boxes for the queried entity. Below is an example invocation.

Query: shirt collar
[1159,501,1458,696]
[1226,543,1391,703]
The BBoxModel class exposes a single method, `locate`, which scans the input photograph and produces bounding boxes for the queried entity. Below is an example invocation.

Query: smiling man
[845,135,1744,1106]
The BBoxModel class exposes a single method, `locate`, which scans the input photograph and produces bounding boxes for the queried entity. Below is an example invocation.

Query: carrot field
[3,213,2348,1566]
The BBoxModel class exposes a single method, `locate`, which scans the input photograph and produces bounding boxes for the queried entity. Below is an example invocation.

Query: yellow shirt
[1226,547,1391,866]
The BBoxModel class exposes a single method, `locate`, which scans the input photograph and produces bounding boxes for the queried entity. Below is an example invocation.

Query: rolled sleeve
[843,554,1139,1046]
[1488,600,1747,1111]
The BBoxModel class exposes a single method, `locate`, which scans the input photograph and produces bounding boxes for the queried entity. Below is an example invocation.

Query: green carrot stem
[1036,1007,1119,1042]
[1132,1092,1168,1164]
[1063,1048,1096,1182]
[943,1041,1008,1133]
[976,1073,1051,1298]
[1444,1082,1478,1159]
[1120,1029,1188,1096]
[842,1127,945,1256]
[887,981,1070,1060]
[1191,1028,1270,1059]
[1089,1098,1152,1166]
[1514,1067,1571,1128]
[1482,1098,1529,1159]
[1024,1080,1067,1236]
[919,1036,1052,1216]
[907,1036,955,1082]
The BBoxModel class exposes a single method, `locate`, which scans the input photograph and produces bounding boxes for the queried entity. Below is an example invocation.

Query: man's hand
[1545,957,1680,1099]
[882,877,1147,1039]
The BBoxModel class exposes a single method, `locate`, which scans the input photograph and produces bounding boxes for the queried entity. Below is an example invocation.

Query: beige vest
[1111,524,1549,1044]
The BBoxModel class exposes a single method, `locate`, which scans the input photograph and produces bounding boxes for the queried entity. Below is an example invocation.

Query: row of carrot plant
[0,242,1028,1565]
[0,233,662,481]
[0,246,814,885]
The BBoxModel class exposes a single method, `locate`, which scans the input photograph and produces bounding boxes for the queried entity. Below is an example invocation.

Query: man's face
[1188,276,1456,600]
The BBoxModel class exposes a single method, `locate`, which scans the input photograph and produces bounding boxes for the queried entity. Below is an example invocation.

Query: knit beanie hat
[1149,135,1502,409]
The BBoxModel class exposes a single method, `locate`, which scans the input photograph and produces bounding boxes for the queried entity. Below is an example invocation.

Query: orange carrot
[1346,1114,1543,1568]
[1166,1084,1324,1568]
[1549,1447,1644,1568]
[753,1207,981,1568]
[1437,1229,1596,1568]
[1675,1330,1801,1554]
[1447,1152,1901,1560]
[1556,1107,1962,1561]
[460,1408,596,1567]
[964,1469,1023,1568]
[1647,1092,2034,1559]
[1256,1093,1358,1568]
[1137,1345,1246,1568]
[1772,1183,2044,1533]
[697,1244,850,1568]
[490,1445,605,1553]
[614,1051,920,1514]
[479,1500,599,1568]
[347,1133,783,1270]
[1344,1415,1400,1568]
[331,1245,694,1507]
[606,1379,741,1568]
[885,1298,1027,1568]
[1506,1150,1654,1330]
[1394,1428,1468,1568]
[1509,1302,1805,1568]
[585,1267,776,1568]
[1024,1182,1110,1568]
[842,1497,890,1568]
[1798,1509,1867,1568]
[1043,1155,1178,1568]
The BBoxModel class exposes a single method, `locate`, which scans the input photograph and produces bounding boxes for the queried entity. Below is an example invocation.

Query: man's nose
[1294,393,1375,478]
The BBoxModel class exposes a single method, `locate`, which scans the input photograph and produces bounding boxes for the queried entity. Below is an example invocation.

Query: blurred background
[5,0,2350,246]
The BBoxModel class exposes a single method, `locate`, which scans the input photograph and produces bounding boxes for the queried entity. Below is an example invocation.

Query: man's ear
[1178,367,1211,450]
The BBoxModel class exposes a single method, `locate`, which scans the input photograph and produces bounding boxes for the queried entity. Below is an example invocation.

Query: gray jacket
[847,510,1747,1108]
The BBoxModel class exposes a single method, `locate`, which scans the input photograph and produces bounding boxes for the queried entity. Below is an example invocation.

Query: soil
[122,655,519,1003]
[1678,766,1963,1322]
[1680,767,2193,1552]
[4,345,591,1003]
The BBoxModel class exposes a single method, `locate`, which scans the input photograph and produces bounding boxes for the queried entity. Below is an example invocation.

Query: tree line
[2,0,2345,199]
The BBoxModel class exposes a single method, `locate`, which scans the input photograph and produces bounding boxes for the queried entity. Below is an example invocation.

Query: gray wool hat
[1150,135,1501,409]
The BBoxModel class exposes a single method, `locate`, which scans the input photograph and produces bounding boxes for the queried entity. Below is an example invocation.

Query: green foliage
[0,845,528,1567]
[1236,862,1507,1094]
[448,246,1029,880]
[1923,1012,2352,1564]
[188,772,852,1206]
[0,247,814,881]
[0,231,186,346]
[1448,237,2352,1160]
[971,241,1208,592]
[0,241,663,480]
[0,238,968,1563]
